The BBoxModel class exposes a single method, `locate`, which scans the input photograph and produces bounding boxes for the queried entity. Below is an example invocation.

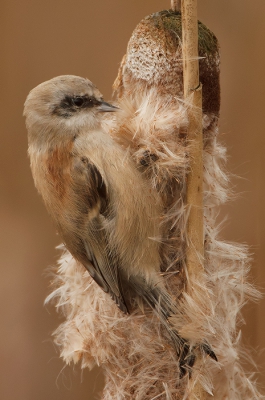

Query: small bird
[24,75,216,376]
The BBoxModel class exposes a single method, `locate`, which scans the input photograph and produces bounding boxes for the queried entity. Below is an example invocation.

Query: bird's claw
[139,150,158,166]
[178,340,217,379]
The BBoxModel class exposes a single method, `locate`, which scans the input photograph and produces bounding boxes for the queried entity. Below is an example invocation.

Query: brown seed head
[114,10,220,116]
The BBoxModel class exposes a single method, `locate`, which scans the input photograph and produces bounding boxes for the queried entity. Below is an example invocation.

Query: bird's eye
[72,97,84,107]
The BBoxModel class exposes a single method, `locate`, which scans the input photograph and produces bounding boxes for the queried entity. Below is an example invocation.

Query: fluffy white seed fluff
[46,89,263,399]
[45,11,263,399]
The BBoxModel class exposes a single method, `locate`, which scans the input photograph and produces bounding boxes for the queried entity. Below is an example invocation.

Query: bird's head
[24,75,118,145]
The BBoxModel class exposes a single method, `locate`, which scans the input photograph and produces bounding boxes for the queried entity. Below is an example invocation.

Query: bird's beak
[98,101,119,112]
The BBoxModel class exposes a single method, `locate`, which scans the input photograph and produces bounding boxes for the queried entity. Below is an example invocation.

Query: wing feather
[77,159,129,313]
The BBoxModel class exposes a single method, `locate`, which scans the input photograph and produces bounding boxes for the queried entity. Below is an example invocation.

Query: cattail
[46,9,263,399]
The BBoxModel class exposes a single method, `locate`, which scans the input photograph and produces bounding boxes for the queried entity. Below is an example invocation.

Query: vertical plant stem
[181,0,204,281]
[171,0,181,11]
[181,1,205,398]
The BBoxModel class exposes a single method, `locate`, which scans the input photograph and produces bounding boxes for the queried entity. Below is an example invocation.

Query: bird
[24,75,216,377]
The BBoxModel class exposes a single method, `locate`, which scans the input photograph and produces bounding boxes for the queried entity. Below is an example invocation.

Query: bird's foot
[178,341,217,379]
[139,150,159,167]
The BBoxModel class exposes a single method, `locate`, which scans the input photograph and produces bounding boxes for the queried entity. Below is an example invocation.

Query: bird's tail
[128,275,217,377]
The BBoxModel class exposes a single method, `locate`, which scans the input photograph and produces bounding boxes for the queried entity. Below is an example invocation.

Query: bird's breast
[45,141,74,200]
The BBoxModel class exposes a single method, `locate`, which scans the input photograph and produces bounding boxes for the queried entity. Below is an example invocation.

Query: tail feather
[128,275,217,376]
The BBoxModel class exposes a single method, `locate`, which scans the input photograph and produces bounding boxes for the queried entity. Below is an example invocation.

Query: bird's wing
[75,159,129,314]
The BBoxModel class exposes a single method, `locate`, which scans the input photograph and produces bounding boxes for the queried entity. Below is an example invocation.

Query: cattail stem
[171,0,181,11]
[181,0,204,280]
[181,1,205,398]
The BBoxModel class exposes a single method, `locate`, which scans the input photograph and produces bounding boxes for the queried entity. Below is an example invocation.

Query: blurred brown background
[1,1,264,399]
